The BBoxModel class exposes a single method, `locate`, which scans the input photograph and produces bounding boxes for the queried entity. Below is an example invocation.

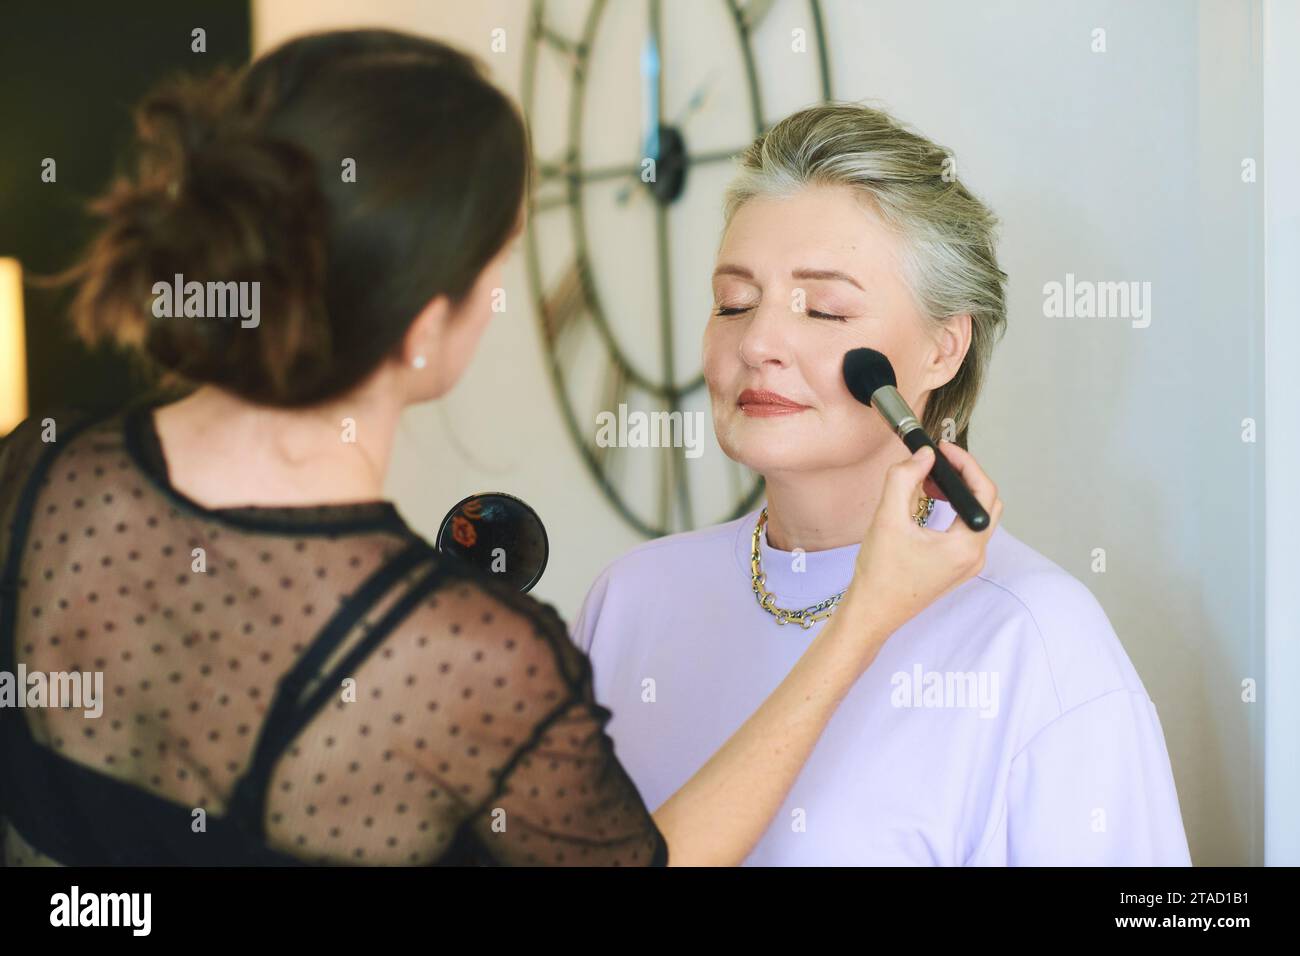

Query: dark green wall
[0,1,251,421]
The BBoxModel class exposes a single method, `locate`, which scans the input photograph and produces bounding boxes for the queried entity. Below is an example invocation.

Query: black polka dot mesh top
[0,396,668,866]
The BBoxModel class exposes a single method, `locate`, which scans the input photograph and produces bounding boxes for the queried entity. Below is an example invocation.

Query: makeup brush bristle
[842,348,896,406]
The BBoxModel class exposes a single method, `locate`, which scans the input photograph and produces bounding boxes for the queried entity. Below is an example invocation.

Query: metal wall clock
[522,0,832,537]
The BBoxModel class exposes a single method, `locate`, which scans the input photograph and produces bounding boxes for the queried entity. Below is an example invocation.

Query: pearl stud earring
[412,355,427,370]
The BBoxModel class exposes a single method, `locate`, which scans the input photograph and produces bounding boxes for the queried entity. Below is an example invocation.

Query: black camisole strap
[225,538,438,839]
[268,560,448,753]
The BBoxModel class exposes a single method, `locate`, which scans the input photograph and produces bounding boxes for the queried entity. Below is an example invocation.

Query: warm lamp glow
[0,257,29,435]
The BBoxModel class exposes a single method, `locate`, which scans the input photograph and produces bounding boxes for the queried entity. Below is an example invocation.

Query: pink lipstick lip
[737,388,810,415]
[740,404,806,417]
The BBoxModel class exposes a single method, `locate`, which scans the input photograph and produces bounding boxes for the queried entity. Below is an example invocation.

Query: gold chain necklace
[751,496,934,629]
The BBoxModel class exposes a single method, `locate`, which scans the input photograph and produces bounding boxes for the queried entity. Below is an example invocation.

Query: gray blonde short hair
[721,102,1008,449]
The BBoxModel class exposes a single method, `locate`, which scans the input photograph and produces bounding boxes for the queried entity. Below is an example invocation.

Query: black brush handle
[901,430,990,531]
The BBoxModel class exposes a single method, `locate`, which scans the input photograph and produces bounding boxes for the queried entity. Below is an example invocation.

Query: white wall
[253,0,1272,865]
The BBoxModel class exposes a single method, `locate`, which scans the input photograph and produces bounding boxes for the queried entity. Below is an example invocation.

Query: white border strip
[1264,0,1300,866]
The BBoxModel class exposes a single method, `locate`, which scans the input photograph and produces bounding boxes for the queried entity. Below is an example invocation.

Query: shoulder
[585,513,749,591]
[357,548,597,818]
[565,515,750,654]
[0,405,118,512]
[1,403,128,472]
[406,551,592,698]
[965,523,1150,711]
[3,401,125,443]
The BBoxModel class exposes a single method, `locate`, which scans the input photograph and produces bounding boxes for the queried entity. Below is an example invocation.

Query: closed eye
[713,306,847,322]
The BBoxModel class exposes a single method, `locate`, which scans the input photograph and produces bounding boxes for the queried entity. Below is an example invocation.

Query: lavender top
[571,496,1192,865]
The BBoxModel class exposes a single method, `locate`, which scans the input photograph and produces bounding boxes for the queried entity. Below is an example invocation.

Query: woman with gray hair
[573,102,1191,865]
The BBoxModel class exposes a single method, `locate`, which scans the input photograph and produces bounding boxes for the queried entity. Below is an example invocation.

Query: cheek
[884,339,931,404]
[700,321,734,391]
[792,335,857,411]
[810,336,902,432]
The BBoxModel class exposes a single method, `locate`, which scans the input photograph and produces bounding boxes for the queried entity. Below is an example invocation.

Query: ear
[925,312,973,390]
[400,293,452,390]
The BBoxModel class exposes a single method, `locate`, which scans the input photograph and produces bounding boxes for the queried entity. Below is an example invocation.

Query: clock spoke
[738,0,779,33]
[654,204,675,394]
[539,260,590,356]
[677,371,706,395]
[687,146,752,168]
[592,359,629,478]
[575,162,648,185]
[533,192,569,215]
[536,155,579,182]
[670,440,695,531]
[545,153,746,188]
[657,444,672,532]
[529,4,589,71]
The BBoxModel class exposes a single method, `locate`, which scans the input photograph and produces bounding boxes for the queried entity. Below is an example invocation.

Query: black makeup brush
[842,347,990,532]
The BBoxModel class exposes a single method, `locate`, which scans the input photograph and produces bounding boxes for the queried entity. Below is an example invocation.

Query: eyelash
[714,306,847,322]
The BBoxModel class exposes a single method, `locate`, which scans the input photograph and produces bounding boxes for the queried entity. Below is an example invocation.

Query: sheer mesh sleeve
[0,402,670,867]
[411,581,669,866]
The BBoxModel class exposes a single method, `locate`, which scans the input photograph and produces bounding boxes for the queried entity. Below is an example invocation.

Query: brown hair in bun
[50,29,531,407]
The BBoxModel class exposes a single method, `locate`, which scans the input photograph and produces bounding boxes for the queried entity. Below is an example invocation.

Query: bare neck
[761,445,916,553]
[150,384,404,509]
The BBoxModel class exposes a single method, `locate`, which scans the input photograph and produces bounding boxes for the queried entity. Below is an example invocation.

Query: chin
[716,410,893,475]
[714,414,825,475]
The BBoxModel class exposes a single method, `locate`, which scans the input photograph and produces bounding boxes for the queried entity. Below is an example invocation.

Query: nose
[736,300,791,369]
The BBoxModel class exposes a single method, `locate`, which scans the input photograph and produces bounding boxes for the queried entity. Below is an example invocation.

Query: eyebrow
[712,264,865,292]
